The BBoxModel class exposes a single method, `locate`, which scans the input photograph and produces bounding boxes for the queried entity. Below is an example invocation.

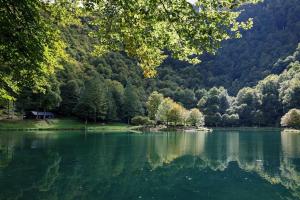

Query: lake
[0,129,300,200]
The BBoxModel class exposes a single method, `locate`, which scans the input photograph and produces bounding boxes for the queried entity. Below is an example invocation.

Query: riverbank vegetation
[0,119,135,131]
[281,109,300,130]
[146,92,204,127]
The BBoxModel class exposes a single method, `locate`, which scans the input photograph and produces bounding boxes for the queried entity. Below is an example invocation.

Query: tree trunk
[7,100,10,119]
[11,101,14,119]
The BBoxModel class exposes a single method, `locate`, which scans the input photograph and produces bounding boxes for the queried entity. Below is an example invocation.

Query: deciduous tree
[281,109,300,129]
[146,91,164,120]
[187,108,204,127]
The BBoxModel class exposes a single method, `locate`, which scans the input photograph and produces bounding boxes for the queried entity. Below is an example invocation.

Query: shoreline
[282,128,300,133]
[0,127,140,132]
[0,119,295,132]
[0,119,139,132]
[212,127,283,131]
[136,125,213,133]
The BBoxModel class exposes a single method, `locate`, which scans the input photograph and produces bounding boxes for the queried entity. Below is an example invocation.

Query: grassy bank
[0,118,139,131]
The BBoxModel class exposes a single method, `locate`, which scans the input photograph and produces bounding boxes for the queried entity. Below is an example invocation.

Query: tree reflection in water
[0,130,300,200]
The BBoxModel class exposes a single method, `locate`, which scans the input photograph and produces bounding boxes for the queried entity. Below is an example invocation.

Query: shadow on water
[0,129,300,200]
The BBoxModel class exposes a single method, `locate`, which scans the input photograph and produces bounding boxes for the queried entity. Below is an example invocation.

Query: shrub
[131,116,154,125]
[281,109,300,129]
[222,113,239,126]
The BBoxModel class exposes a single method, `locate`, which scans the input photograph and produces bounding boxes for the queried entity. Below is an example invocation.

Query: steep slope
[155,0,300,95]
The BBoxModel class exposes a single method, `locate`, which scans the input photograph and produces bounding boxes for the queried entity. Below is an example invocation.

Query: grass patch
[0,118,138,131]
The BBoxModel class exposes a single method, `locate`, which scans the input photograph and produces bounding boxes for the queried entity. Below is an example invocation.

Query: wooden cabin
[26,111,54,119]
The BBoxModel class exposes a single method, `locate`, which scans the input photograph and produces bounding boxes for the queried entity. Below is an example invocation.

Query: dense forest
[1,0,300,127]
[157,0,300,95]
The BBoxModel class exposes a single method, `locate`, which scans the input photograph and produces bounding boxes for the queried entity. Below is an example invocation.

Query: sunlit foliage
[90,0,259,77]
[281,109,300,129]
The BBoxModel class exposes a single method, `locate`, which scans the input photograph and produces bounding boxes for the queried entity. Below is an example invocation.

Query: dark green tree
[256,75,282,126]
[59,79,83,115]
[123,82,143,123]
[174,88,196,109]
[197,87,231,126]
[74,74,108,122]
[106,80,125,121]
[234,87,261,125]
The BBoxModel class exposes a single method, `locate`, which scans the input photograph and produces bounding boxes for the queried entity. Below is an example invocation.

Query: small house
[26,111,54,119]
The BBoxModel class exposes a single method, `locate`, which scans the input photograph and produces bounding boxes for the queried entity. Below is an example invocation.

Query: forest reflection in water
[0,129,300,200]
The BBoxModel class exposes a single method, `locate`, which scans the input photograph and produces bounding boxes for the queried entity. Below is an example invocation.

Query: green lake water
[1,129,300,200]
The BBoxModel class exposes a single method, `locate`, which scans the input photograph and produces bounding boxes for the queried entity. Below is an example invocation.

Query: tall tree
[39,76,62,114]
[59,79,82,115]
[256,75,282,125]
[146,91,164,120]
[123,82,143,123]
[198,87,231,126]
[156,97,174,125]
[235,87,261,125]
[106,80,125,121]
[74,74,108,122]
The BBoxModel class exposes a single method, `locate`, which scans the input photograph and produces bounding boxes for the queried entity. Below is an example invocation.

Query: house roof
[31,111,54,116]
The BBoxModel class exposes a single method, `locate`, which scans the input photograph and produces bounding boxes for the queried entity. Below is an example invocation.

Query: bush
[187,108,205,127]
[281,109,300,129]
[222,113,239,126]
[131,116,154,125]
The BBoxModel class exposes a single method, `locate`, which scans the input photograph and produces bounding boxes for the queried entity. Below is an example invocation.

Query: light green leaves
[0,0,70,100]
[0,0,259,101]
[90,0,258,77]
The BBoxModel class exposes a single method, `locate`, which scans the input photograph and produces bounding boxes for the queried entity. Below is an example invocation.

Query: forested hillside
[155,0,300,95]
[2,0,299,127]
[198,44,300,127]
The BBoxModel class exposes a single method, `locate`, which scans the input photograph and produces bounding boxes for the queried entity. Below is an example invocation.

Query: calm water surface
[0,129,300,200]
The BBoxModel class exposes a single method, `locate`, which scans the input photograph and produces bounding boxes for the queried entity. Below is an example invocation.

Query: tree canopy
[0,0,259,100]
[281,109,300,129]
[0,0,67,100]
[90,0,259,77]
